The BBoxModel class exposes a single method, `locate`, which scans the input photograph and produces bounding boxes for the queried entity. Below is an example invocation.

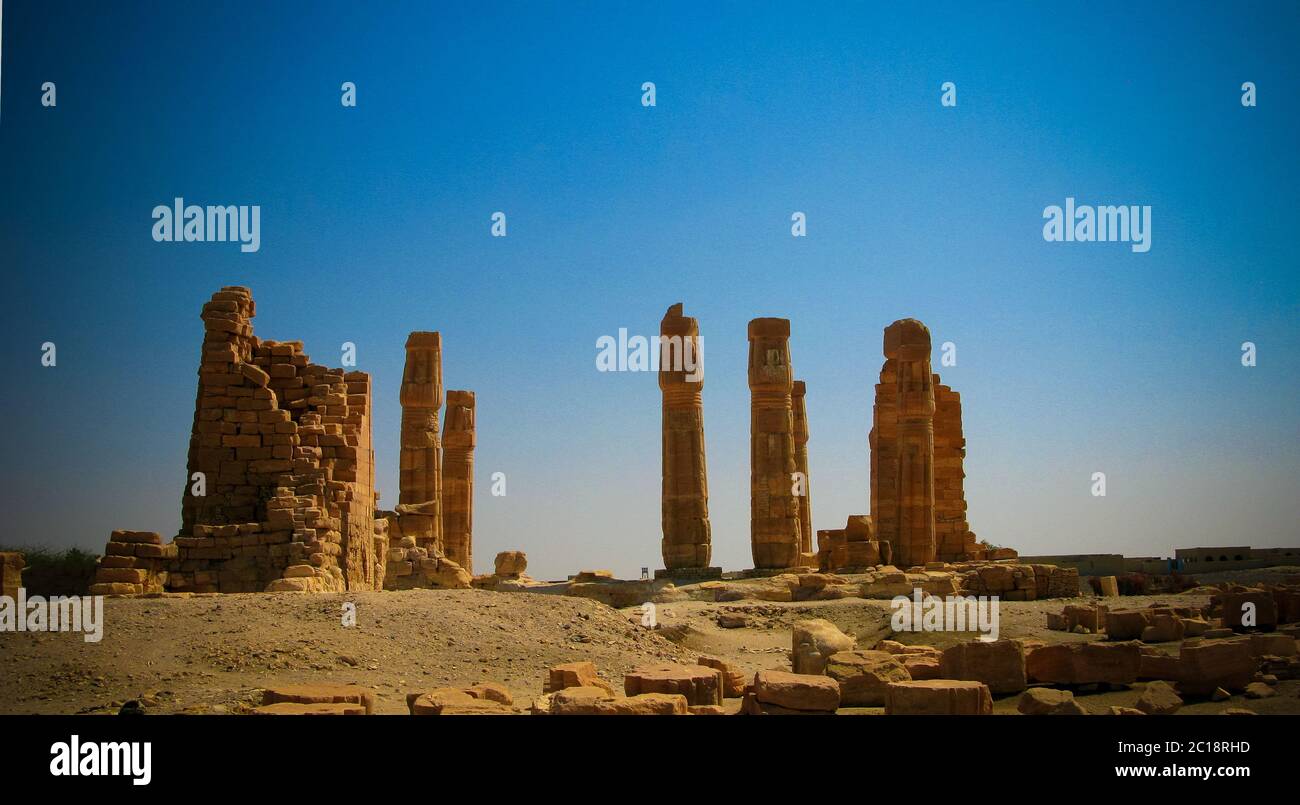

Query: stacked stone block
[933,381,979,561]
[98,287,379,594]
[90,531,174,595]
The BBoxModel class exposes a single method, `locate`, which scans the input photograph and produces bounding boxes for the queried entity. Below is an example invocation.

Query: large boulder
[1177,637,1258,695]
[791,619,855,674]
[825,651,910,706]
[1017,687,1078,715]
[751,670,840,712]
[494,551,528,577]
[697,656,746,698]
[885,680,992,715]
[1026,641,1142,686]
[543,661,616,695]
[1135,680,1183,715]
[624,664,724,706]
[547,687,688,715]
[1105,610,1150,641]
[939,639,1027,695]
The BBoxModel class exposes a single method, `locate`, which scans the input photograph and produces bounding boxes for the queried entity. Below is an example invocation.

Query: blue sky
[1,0,1297,579]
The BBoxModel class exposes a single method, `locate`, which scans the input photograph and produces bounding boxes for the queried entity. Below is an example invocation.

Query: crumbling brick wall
[96,287,379,594]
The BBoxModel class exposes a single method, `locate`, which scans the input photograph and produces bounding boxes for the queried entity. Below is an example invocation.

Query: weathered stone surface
[441,390,475,574]
[543,661,616,695]
[753,669,840,712]
[398,331,443,554]
[697,656,746,698]
[826,650,910,706]
[885,680,992,715]
[1178,638,1258,695]
[548,687,688,715]
[252,702,366,715]
[1136,680,1182,714]
[902,655,942,680]
[493,551,528,577]
[748,317,802,569]
[408,688,477,715]
[466,681,513,706]
[1026,641,1142,686]
[1017,687,1077,715]
[791,618,855,674]
[262,683,375,714]
[1243,682,1276,699]
[1105,610,1151,641]
[939,639,1027,695]
[791,379,815,566]
[871,319,937,568]
[660,304,713,572]
[624,664,724,706]
[1248,633,1296,658]
[96,288,380,595]
[1141,612,1185,643]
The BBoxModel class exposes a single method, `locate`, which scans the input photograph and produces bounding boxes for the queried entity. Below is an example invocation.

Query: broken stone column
[398,332,443,553]
[791,379,814,566]
[441,390,475,574]
[748,317,802,570]
[885,319,936,568]
[657,303,717,579]
[0,552,24,600]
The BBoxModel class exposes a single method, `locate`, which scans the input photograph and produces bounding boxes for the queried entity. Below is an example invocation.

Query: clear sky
[1,1,1297,580]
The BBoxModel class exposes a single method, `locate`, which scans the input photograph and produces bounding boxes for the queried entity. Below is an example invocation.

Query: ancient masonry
[91,287,381,595]
[381,332,472,589]
[747,318,804,570]
[656,304,718,579]
[397,332,443,552]
[819,317,990,574]
[441,390,476,574]
[791,379,815,567]
[874,318,938,568]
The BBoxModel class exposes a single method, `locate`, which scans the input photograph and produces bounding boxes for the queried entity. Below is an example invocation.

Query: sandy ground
[1,585,1296,715]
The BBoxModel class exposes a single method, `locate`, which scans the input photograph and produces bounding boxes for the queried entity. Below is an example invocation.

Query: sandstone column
[441,390,475,574]
[791,380,814,565]
[748,318,802,569]
[398,332,443,553]
[657,303,715,577]
[884,319,936,567]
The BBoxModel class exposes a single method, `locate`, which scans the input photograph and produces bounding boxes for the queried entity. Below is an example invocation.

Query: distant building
[1175,546,1300,572]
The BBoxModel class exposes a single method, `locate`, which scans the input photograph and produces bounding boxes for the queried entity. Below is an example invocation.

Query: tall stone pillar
[791,380,815,565]
[657,303,717,578]
[884,319,936,568]
[398,332,443,553]
[748,318,802,570]
[441,390,476,574]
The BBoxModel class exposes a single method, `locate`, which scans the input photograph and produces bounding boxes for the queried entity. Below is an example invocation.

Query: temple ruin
[656,303,718,580]
[91,286,381,595]
[442,390,476,574]
[747,318,805,570]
